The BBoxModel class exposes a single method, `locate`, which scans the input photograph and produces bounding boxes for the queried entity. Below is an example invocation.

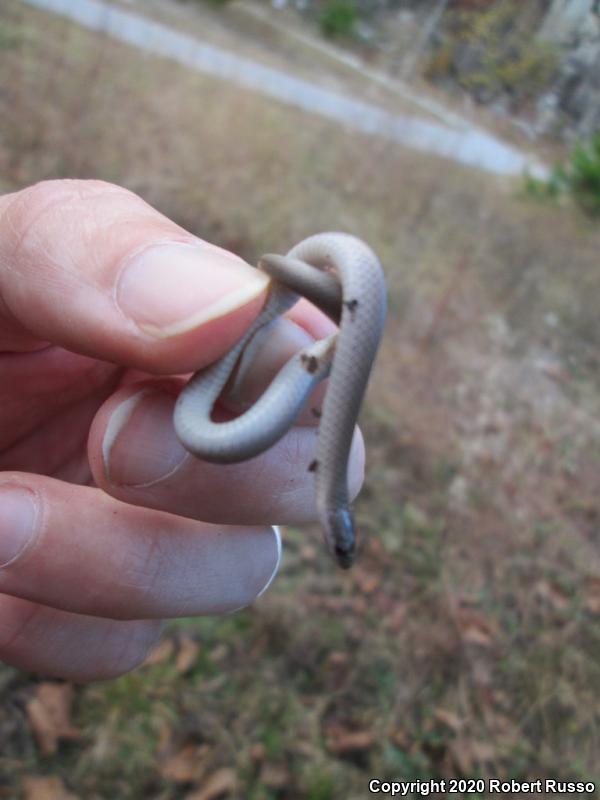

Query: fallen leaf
[160,744,211,783]
[387,603,408,633]
[300,544,317,562]
[390,729,410,749]
[259,764,290,789]
[324,651,350,690]
[250,744,266,762]
[456,608,498,647]
[142,637,175,667]
[209,644,229,662]
[291,740,316,758]
[326,729,375,755]
[584,578,600,615]
[535,579,570,611]
[26,684,81,755]
[325,651,349,670]
[198,675,227,692]
[448,736,475,775]
[184,768,236,800]
[434,708,463,732]
[176,636,200,674]
[540,362,566,383]
[157,720,173,756]
[21,776,77,800]
[449,731,497,773]
[471,741,496,763]
[350,596,368,615]
[352,566,381,595]
[365,537,386,559]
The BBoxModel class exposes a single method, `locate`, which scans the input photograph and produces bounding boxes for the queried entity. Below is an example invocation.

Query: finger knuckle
[2,179,126,257]
[20,178,124,208]
[109,533,170,617]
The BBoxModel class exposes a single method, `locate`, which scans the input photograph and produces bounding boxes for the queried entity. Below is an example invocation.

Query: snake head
[326,507,356,569]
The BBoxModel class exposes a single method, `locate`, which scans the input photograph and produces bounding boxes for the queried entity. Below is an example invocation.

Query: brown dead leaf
[324,651,350,690]
[250,743,266,762]
[471,741,496,763]
[326,729,375,755]
[160,744,211,783]
[387,602,408,633]
[26,684,81,755]
[456,609,499,647]
[184,768,236,800]
[300,544,317,562]
[463,626,492,646]
[540,362,566,383]
[390,729,410,749]
[22,776,78,800]
[373,592,399,616]
[449,733,497,774]
[291,740,316,758]
[434,708,463,732]
[352,566,381,595]
[535,579,570,611]
[448,736,475,775]
[304,595,343,612]
[584,577,600,615]
[325,651,350,670]
[176,636,200,674]
[351,596,368,614]
[209,643,229,663]
[198,675,227,693]
[142,637,175,667]
[157,720,173,756]
[365,536,386,559]
[259,764,290,789]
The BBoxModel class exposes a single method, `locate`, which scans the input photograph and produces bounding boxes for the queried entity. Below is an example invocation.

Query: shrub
[318,0,357,39]
[525,131,600,217]
[566,132,600,216]
[428,0,558,104]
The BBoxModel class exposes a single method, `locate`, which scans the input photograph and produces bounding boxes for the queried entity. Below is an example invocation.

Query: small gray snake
[173,232,387,568]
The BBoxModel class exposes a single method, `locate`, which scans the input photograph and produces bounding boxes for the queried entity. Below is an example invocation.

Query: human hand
[0,180,365,681]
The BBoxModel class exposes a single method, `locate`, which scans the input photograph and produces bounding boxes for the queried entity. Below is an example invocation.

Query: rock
[536,37,600,138]
[539,0,595,45]
[453,43,485,81]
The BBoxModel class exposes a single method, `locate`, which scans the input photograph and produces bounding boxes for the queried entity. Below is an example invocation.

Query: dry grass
[1,1,600,797]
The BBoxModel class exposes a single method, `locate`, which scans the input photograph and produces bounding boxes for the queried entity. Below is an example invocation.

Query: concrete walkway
[20,0,549,178]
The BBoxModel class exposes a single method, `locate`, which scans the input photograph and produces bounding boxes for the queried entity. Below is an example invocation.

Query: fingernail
[256,525,282,598]
[227,525,282,614]
[348,428,366,501]
[103,389,188,487]
[226,318,314,407]
[116,241,269,338]
[0,486,39,568]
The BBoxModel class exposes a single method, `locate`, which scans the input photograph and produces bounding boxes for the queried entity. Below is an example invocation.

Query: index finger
[0,179,269,372]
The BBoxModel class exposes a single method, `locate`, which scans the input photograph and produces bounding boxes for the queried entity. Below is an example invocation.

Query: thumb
[0,180,268,373]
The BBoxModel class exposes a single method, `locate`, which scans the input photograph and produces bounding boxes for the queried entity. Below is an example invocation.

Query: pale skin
[0,180,365,682]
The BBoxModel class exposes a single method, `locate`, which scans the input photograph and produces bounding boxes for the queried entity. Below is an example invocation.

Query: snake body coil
[174,232,387,568]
